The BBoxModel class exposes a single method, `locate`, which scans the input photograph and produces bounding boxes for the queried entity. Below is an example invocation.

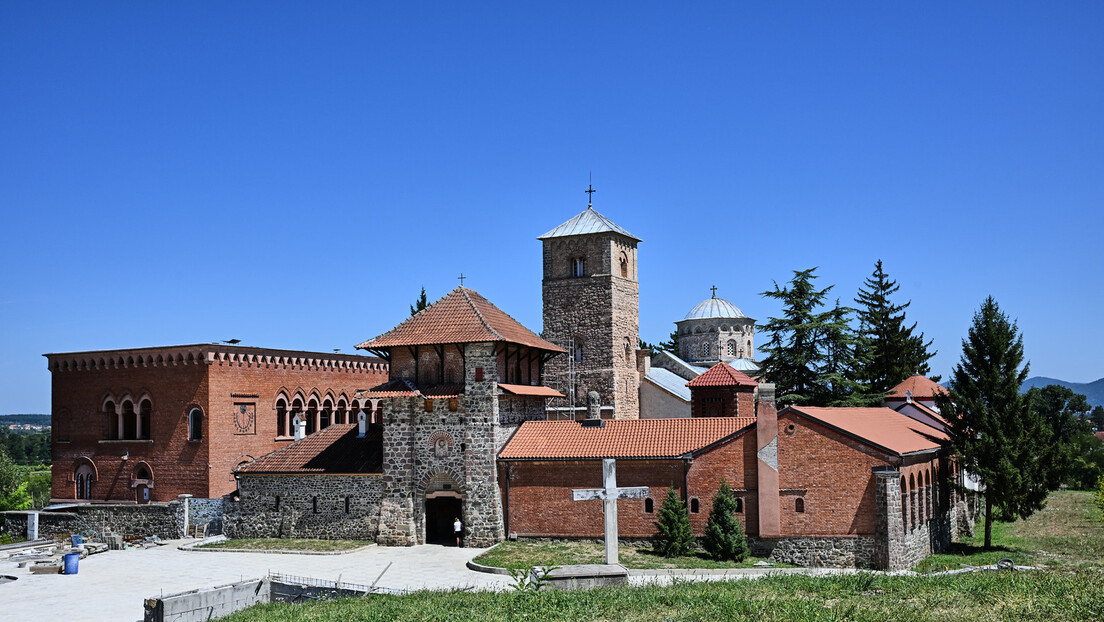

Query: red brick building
[686,362,757,418]
[45,344,387,503]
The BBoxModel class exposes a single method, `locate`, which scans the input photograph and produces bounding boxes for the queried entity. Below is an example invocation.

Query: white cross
[572,458,649,565]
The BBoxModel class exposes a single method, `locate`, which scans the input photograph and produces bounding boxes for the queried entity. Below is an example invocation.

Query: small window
[448,398,459,412]
[313,496,319,513]
[571,343,583,363]
[690,498,700,513]
[795,498,805,513]
[727,341,737,357]
[425,399,434,412]
[645,498,654,513]
[619,253,628,278]
[734,498,743,513]
[274,495,281,510]
[571,257,586,277]
[344,496,351,514]
[188,408,203,441]
[701,343,710,357]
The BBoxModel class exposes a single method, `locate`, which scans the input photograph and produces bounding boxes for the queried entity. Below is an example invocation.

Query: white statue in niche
[435,437,449,458]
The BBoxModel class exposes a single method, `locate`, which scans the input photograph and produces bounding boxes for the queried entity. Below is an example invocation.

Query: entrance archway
[425,493,462,544]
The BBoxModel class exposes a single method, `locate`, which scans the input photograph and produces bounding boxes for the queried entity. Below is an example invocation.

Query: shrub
[703,479,749,562]
[652,487,694,557]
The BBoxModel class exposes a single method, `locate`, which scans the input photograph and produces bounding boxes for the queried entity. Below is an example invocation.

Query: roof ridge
[458,287,505,341]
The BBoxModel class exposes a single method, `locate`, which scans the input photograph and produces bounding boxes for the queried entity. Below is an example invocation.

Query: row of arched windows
[901,465,954,532]
[695,340,753,358]
[101,396,203,441]
[275,394,381,438]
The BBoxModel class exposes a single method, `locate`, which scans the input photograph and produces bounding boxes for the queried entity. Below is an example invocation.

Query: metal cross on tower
[572,459,649,564]
[585,183,596,208]
[710,285,718,298]
[458,273,466,287]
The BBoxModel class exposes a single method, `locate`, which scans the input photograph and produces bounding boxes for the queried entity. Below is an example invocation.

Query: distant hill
[0,414,51,426]
[1021,377,1104,408]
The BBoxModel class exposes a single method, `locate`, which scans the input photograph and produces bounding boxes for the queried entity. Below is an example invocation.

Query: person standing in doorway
[453,516,463,547]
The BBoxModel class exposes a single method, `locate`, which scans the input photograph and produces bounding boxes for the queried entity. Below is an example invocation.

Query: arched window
[138,399,152,440]
[619,252,628,278]
[645,498,654,513]
[320,399,333,430]
[747,340,752,357]
[188,408,203,441]
[623,337,632,362]
[291,398,304,435]
[306,399,319,435]
[571,257,586,277]
[276,398,288,437]
[795,498,805,513]
[909,473,917,530]
[571,340,583,363]
[901,476,908,529]
[75,463,95,500]
[690,498,700,513]
[336,399,348,425]
[121,400,136,440]
[727,341,737,357]
[701,343,710,357]
[103,399,117,440]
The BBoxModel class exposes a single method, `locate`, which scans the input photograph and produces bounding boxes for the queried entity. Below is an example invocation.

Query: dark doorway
[425,496,462,545]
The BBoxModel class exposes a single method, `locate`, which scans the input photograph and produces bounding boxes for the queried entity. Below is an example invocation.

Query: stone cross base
[538,564,629,590]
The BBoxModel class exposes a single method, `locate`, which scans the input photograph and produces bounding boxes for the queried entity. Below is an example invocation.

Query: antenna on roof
[585,172,596,209]
[222,339,241,345]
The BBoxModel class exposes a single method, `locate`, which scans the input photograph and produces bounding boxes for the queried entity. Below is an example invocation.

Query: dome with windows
[683,296,746,321]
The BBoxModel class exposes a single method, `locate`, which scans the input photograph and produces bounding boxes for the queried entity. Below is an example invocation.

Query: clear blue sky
[2,3,1102,413]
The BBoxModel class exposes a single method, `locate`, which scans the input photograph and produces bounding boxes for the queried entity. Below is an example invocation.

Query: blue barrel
[63,552,79,575]
[70,534,83,547]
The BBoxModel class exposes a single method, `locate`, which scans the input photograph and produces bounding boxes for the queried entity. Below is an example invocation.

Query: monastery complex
[9,204,977,570]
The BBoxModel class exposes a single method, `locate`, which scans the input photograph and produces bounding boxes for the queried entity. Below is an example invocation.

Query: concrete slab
[0,540,511,622]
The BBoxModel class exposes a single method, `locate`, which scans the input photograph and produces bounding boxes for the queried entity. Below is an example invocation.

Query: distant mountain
[0,414,51,426]
[1021,377,1104,408]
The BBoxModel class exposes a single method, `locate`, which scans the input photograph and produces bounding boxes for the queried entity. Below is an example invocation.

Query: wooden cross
[572,458,648,564]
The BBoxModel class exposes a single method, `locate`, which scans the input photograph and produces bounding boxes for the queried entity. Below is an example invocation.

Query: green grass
[221,571,1104,621]
[915,490,1104,572]
[473,540,775,570]
[195,538,372,552]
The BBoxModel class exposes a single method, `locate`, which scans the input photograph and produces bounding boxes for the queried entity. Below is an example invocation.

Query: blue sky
[2,3,1102,413]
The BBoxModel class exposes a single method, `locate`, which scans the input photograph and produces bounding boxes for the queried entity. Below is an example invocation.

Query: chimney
[357,409,367,438]
[636,349,651,376]
[293,414,305,441]
[587,390,601,420]
[755,383,780,538]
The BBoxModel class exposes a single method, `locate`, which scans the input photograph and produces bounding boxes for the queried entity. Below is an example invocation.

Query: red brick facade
[47,345,387,503]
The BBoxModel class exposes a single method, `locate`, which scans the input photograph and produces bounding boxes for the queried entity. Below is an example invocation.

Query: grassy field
[222,571,1104,622]
[473,540,776,570]
[196,538,372,552]
[916,490,1104,572]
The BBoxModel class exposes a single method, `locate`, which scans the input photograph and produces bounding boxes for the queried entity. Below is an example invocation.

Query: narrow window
[188,408,203,441]
[274,495,281,510]
[139,399,152,440]
[795,498,805,513]
[571,257,586,277]
[734,498,743,513]
[727,341,737,357]
[312,496,319,513]
[276,399,288,437]
[690,498,700,513]
[424,399,434,412]
[701,343,710,357]
[645,498,654,513]
[619,255,628,278]
[345,496,351,514]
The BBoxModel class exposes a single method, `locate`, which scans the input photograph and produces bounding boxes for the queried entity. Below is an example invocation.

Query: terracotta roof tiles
[887,375,948,400]
[686,362,758,388]
[356,287,565,353]
[499,417,755,460]
[788,406,948,456]
[236,424,383,474]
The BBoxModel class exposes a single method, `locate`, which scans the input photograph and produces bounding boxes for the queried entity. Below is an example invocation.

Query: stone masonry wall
[225,474,382,540]
[3,503,182,540]
[751,536,878,569]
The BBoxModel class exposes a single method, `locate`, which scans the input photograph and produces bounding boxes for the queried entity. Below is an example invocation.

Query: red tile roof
[236,424,383,474]
[787,406,948,456]
[887,375,948,400]
[353,380,464,399]
[498,383,564,398]
[356,287,566,353]
[1094,431,1104,443]
[499,417,755,460]
[686,362,758,388]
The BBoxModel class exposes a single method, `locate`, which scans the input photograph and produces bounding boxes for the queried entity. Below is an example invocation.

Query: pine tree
[702,479,749,562]
[409,287,428,316]
[821,300,879,406]
[936,296,1056,548]
[1092,405,1104,431]
[1026,385,1093,489]
[652,487,695,557]
[657,329,680,354]
[854,260,937,394]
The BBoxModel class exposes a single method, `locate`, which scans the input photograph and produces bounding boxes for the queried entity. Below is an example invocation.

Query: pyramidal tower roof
[538,207,641,242]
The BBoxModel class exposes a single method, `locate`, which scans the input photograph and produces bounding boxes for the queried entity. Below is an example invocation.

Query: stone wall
[676,316,755,364]
[752,536,878,569]
[187,497,226,535]
[225,474,382,539]
[3,503,181,540]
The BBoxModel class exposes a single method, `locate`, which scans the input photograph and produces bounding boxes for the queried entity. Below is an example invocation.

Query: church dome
[683,296,746,321]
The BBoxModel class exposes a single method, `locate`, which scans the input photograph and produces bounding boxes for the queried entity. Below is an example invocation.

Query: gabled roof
[893,401,949,431]
[499,417,755,460]
[537,207,641,242]
[786,406,948,457]
[236,424,383,474]
[887,375,948,400]
[356,287,565,353]
[687,362,757,388]
[644,367,692,401]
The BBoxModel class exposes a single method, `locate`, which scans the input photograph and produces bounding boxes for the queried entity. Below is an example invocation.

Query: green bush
[703,478,749,561]
[652,487,694,557]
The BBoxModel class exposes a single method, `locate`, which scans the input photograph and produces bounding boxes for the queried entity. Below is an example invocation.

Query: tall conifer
[936,297,1055,548]
[854,261,936,393]
[652,487,694,557]
[702,479,749,561]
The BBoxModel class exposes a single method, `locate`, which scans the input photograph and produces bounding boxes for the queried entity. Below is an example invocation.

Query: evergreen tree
[657,329,680,354]
[853,260,937,393]
[759,268,866,406]
[1026,385,1093,489]
[409,287,428,316]
[1092,405,1104,431]
[936,297,1056,548]
[702,479,749,561]
[652,487,694,557]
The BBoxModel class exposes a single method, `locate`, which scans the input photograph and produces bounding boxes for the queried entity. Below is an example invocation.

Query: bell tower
[539,198,640,419]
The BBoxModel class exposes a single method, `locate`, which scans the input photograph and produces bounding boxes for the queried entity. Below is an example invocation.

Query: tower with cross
[538,186,642,419]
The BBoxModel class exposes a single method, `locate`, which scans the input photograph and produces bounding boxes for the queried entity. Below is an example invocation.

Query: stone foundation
[751,536,878,568]
[225,474,383,540]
